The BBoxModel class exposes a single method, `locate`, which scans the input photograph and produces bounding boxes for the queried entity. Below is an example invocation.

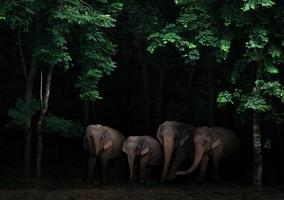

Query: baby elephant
[123,136,163,183]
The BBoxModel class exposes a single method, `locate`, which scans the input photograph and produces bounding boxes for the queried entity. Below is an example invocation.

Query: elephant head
[157,121,193,182]
[176,126,221,176]
[85,124,112,155]
[122,136,149,181]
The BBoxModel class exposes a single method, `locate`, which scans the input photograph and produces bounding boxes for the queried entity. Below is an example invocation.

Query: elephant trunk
[127,154,136,181]
[161,136,174,182]
[176,145,204,176]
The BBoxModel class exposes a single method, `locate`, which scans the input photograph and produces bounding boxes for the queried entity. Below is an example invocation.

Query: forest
[0,0,284,199]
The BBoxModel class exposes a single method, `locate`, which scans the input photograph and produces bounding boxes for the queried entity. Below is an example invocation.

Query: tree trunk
[252,60,263,191]
[186,67,194,121]
[23,58,37,178]
[156,66,165,125]
[276,123,284,183]
[205,52,215,126]
[252,111,262,191]
[18,28,37,178]
[36,66,53,181]
[138,47,150,132]
[83,101,90,127]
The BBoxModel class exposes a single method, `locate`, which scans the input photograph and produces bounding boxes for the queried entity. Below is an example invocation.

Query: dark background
[0,0,284,186]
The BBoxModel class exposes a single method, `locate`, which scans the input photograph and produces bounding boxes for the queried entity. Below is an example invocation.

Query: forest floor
[0,179,284,200]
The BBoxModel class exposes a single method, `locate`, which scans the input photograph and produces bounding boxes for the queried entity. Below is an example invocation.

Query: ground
[0,180,284,200]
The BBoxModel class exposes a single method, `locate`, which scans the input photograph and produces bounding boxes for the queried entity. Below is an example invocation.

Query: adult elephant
[122,136,163,183]
[157,121,195,182]
[176,126,240,181]
[83,124,125,183]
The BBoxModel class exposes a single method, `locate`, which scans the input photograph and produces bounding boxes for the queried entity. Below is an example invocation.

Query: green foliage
[75,69,104,101]
[8,98,40,127]
[245,28,268,49]
[148,24,200,63]
[148,1,227,64]
[0,0,38,31]
[242,0,275,11]
[256,80,284,102]
[217,91,233,106]
[3,0,122,101]
[238,95,271,112]
[43,115,84,139]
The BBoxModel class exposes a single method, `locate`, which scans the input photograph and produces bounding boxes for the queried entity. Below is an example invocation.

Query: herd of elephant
[83,121,240,184]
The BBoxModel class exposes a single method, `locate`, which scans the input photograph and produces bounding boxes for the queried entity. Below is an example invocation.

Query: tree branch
[18,28,27,82]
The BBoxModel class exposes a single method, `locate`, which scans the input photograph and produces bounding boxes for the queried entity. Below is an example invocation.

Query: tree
[149,0,284,190]
[1,0,122,180]
[148,0,229,126]
[216,1,284,190]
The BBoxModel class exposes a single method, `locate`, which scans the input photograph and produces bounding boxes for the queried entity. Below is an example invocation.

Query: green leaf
[217,91,233,107]
[264,63,279,74]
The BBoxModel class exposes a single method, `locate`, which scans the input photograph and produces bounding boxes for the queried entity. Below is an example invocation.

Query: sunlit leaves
[264,62,279,74]
[246,28,268,49]
[256,80,284,102]
[217,91,233,106]
[239,95,271,112]
[195,30,218,47]
[148,28,200,62]
[75,68,104,101]
[242,0,275,11]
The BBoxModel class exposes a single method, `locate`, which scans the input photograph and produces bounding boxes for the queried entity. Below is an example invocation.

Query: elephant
[176,126,240,181]
[157,121,195,182]
[83,124,125,183]
[122,136,163,183]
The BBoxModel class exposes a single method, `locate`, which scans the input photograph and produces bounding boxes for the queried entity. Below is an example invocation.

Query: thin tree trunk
[138,46,150,132]
[252,60,263,191]
[186,67,194,121]
[18,28,27,82]
[205,52,215,126]
[36,66,53,181]
[252,111,262,191]
[156,66,165,125]
[83,101,90,127]
[276,123,284,183]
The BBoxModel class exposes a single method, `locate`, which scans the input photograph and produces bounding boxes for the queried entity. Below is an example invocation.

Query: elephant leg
[87,155,97,183]
[167,147,186,180]
[211,155,220,181]
[198,154,209,182]
[139,155,150,183]
[146,166,151,180]
[100,154,109,183]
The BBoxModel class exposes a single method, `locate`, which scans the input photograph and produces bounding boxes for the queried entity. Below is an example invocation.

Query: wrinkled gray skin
[157,121,195,182]
[123,136,163,183]
[83,124,125,183]
[176,126,240,181]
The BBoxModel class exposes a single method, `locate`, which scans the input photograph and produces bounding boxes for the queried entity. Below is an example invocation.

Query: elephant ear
[103,131,112,150]
[141,142,149,156]
[156,125,163,144]
[83,135,88,150]
[212,135,221,150]
[179,133,190,146]
[122,140,128,153]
